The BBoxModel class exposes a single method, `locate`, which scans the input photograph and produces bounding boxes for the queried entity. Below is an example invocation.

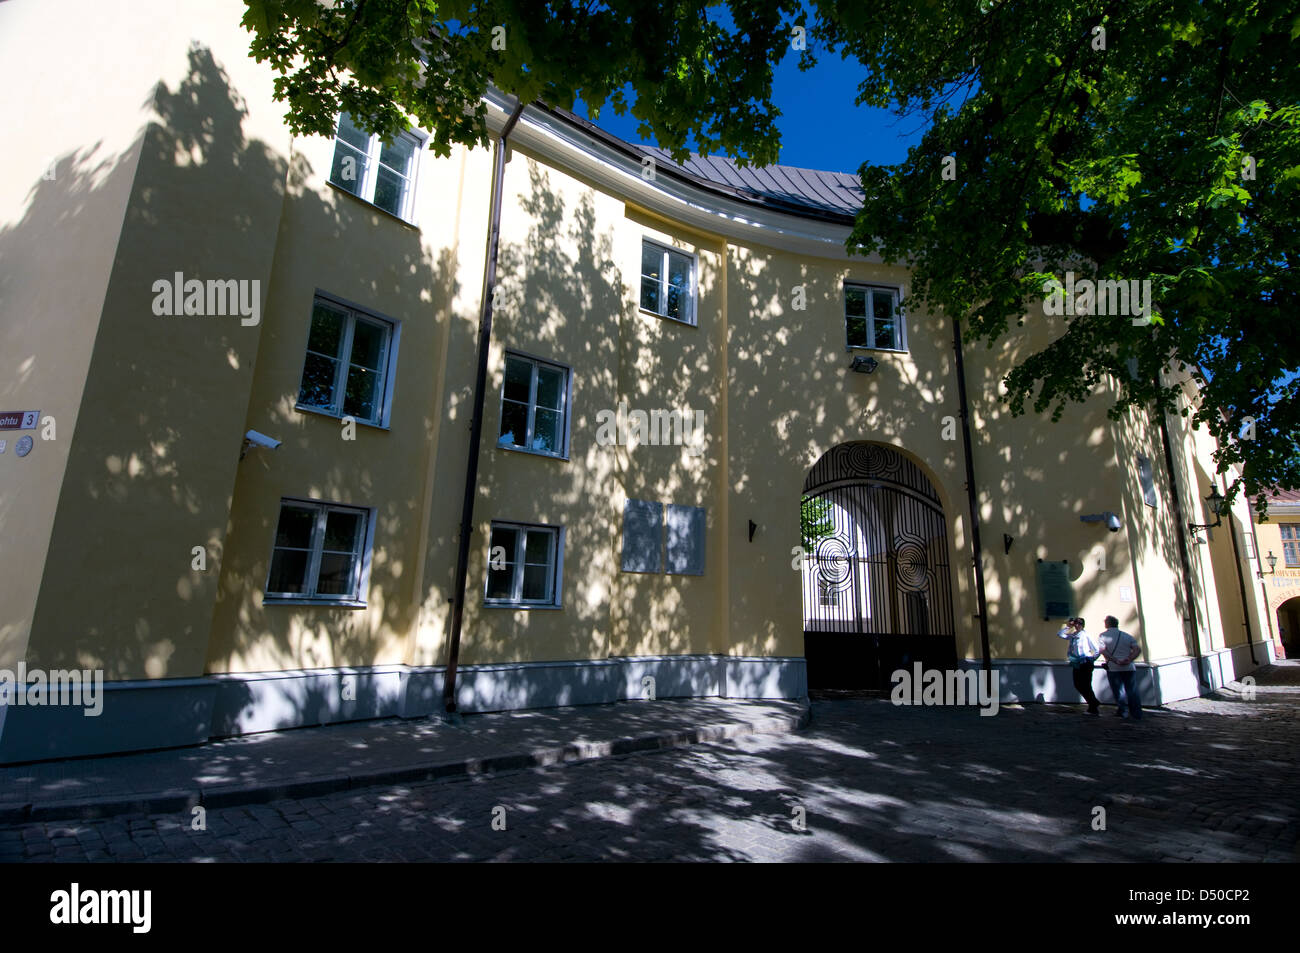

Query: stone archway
[800,442,957,690]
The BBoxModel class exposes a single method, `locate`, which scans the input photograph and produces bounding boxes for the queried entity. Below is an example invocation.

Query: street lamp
[1258,550,1278,578]
[1187,486,1225,536]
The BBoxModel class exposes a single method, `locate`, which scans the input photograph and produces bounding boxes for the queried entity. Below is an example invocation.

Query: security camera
[1079,511,1123,532]
[244,430,281,450]
[241,429,281,460]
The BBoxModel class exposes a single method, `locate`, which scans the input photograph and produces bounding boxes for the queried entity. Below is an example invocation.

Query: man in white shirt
[1058,617,1100,714]
[1098,615,1143,720]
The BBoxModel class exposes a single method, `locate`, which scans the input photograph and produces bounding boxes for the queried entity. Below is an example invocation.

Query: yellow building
[0,0,1278,761]
[1250,489,1300,658]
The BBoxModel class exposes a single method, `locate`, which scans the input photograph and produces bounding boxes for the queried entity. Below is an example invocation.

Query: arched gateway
[801,442,958,690]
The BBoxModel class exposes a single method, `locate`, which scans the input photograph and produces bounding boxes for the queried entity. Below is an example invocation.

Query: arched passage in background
[801,442,957,691]
[1277,595,1300,659]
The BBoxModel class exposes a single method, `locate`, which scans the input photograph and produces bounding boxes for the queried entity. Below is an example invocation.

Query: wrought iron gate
[801,443,957,690]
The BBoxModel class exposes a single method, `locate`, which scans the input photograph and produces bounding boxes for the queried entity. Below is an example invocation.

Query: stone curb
[0,705,810,825]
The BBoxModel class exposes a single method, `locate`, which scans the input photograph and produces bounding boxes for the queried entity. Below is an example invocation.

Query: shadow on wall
[455,158,633,666]
[15,44,286,691]
[966,320,1125,657]
[1118,399,1211,687]
[7,43,458,739]
[725,251,962,658]
[203,71,461,689]
[207,205,459,679]
[0,144,137,668]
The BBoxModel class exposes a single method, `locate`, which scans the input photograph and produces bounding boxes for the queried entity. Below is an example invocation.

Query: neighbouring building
[1251,489,1300,658]
[0,0,1278,762]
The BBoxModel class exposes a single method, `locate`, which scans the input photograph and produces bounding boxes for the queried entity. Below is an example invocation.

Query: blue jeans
[1107,670,1142,719]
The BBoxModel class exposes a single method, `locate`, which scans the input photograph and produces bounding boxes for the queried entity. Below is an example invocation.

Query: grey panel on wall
[1137,454,1158,508]
[666,504,706,575]
[622,499,663,573]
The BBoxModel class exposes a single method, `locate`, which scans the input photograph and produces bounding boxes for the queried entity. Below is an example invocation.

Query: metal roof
[633,146,866,220]
[544,105,864,224]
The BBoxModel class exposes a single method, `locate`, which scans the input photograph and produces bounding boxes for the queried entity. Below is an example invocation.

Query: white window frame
[640,238,698,326]
[329,112,424,223]
[264,498,376,606]
[844,282,907,353]
[496,351,572,459]
[295,292,401,429]
[1282,524,1300,568]
[483,521,565,609]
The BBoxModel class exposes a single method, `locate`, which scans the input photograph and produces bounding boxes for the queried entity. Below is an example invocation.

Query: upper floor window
[497,352,571,458]
[1282,524,1300,567]
[266,499,373,605]
[297,295,398,428]
[329,112,422,221]
[640,239,696,325]
[845,284,905,352]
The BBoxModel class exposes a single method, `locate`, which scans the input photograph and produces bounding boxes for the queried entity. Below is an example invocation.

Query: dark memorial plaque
[1037,558,1075,620]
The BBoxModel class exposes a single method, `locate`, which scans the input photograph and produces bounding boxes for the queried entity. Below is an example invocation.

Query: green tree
[240,0,802,164]
[809,0,1300,511]
[241,0,1300,509]
[801,495,834,550]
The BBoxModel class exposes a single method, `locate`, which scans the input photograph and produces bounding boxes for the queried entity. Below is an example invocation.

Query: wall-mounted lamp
[1080,512,1123,533]
[849,355,879,374]
[1258,550,1278,578]
[1187,486,1225,536]
[748,520,758,543]
[1003,533,1014,554]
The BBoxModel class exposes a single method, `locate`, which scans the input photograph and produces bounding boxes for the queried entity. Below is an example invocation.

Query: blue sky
[573,49,922,175]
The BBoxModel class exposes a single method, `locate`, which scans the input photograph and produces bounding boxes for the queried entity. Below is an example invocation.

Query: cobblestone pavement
[4,666,1297,863]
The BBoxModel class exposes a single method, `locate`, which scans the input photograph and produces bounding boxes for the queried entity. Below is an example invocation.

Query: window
[1282,525,1300,568]
[497,353,570,457]
[485,523,564,607]
[297,295,397,426]
[266,500,373,603]
[845,284,905,351]
[640,239,696,325]
[329,112,422,220]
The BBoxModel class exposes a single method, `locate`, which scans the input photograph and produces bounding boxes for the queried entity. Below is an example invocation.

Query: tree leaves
[239,0,804,166]
[813,0,1300,510]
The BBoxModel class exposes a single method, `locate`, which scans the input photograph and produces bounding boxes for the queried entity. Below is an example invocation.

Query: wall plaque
[1037,558,1075,620]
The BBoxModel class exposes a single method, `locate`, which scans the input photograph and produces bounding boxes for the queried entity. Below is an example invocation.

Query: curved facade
[0,0,1277,761]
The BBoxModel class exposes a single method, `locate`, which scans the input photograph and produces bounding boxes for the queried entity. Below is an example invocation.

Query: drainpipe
[1157,407,1211,691]
[1219,472,1257,665]
[442,97,527,713]
[950,315,991,674]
